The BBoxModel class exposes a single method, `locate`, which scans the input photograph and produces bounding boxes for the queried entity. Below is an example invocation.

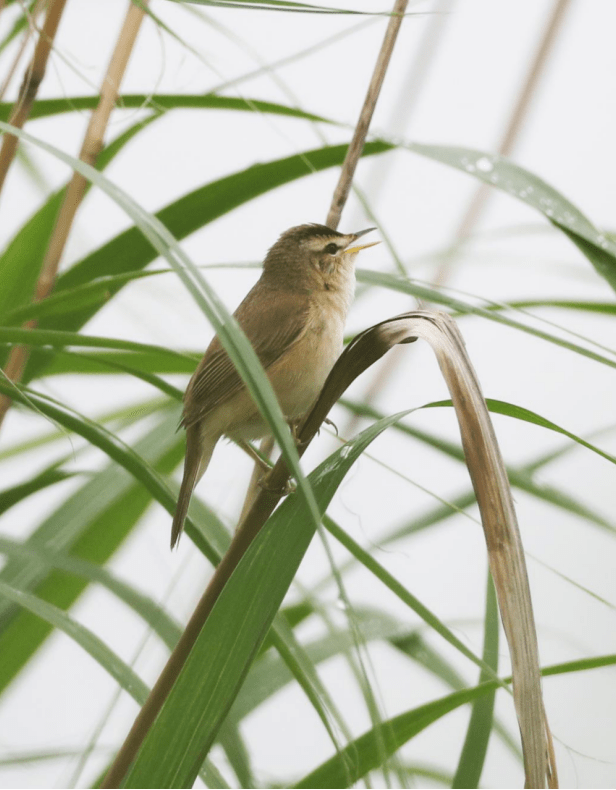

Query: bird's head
[262,224,379,286]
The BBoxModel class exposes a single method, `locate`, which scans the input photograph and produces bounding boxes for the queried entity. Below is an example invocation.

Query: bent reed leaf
[299,310,556,787]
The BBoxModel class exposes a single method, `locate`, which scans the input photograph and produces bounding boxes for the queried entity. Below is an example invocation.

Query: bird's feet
[323,416,338,435]
[258,475,296,495]
[237,440,273,474]
[287,417,303,443]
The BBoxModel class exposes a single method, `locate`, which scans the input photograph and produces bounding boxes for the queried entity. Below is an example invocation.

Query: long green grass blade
[0,5,28,56]
[0,466,75,515]
[294,653,616,789]
[0,411,194,695]
[0,325,195,359]
[121,413,407,787]
[402,142,616,294]
[322,516,503,689]
[0,580,149,703]
[295,685,487,789]
[0,94,330,124]
[41,349,196,377]
[452,573,499,788]
[0,535,182,651]
[476,299,616,316]
[424,398,616,467]
[339,399,616,536]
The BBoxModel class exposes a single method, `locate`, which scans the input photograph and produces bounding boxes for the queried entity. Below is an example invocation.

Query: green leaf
[452,573,499,788]
[0,466,75,515]
[474,298,616,316]
[295,685,487,789]
[424,398,616,468]
[339,399,616,537]
[0,535,182,652]
[0,6,28,55]
[322,516,503,688]
[403,142,616,294]
[0,410,192,694]
[0,580,150,703]
[2,272,157,325]
[0,325,195,359]
[295,653,616,788]
[121,413,407,787]
[41,348,197,377]
[0,93,331,124]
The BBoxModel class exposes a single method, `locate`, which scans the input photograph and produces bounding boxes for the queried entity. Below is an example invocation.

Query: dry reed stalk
[326,0,408,230]
[0,0,149,428]
[0,0,47,102]
[0,0,68,194]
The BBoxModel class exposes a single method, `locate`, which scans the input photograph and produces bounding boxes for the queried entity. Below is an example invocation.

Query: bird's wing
[181,284,311,428]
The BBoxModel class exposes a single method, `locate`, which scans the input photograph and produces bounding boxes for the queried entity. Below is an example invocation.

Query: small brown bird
[171,223,378,548]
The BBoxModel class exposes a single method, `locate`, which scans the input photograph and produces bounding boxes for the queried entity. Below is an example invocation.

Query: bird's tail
[171,427,215,549]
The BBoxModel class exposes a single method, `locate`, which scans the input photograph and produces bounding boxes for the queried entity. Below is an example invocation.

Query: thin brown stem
[0,0,68,195]
[0,0,149,429]
[341,0,453,438]
[362,0,454,204]
[326,0,409,230]
[0,0,46,102]
[35,0,149,301]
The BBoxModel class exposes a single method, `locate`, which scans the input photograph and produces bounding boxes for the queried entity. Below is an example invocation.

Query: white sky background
[0,0,616,787]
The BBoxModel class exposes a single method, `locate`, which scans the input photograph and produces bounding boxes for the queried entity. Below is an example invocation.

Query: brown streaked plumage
[171,223,378,548]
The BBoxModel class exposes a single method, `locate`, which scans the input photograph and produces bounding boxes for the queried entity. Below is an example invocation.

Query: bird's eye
[324,242,338,255]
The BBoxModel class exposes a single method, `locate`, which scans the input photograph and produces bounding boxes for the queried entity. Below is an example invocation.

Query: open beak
[343,227,380,256]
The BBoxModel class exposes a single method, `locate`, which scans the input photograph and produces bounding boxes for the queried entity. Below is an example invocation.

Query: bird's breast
[268,296,346,418]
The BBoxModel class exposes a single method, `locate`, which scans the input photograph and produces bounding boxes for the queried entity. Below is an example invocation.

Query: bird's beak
[343,227,379,256]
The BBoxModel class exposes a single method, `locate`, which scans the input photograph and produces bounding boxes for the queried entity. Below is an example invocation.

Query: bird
[170,223,378,548]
